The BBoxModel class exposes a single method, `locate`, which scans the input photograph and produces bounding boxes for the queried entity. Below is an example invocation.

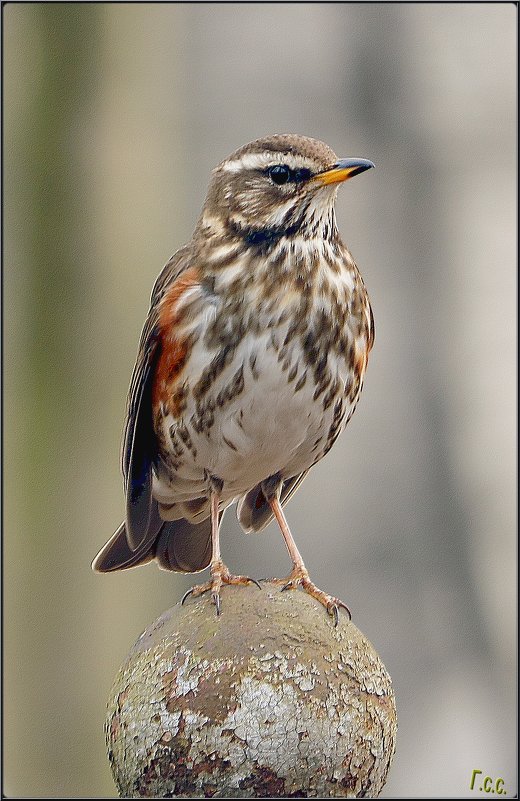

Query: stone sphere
[106,581,397,798]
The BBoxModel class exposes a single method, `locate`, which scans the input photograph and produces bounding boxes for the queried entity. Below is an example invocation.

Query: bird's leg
[266,490,351,626]
[182,488,260,615]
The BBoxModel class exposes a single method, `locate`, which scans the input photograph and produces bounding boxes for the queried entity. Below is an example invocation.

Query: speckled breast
[152,274,371,506]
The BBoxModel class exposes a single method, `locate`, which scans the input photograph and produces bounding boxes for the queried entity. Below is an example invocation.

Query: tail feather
[92,501,213,574]
[91,520,156,572]
[154,515,213,572]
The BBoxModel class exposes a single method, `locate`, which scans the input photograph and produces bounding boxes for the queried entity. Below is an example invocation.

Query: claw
[335,598,352,622]
[323,597,352,626]
[180,563,261,617]
[273,567,351,624]
[181,587,194,606]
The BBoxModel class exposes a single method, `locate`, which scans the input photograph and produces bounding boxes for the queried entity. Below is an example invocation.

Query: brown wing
[93,247,214,572]
[121,246,192,481]
[121,247,194,551]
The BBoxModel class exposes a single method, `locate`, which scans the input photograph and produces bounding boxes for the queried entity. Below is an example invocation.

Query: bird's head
[198,134,374,246]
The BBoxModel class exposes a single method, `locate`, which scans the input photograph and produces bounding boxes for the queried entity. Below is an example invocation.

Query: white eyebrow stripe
[219,151,319,174]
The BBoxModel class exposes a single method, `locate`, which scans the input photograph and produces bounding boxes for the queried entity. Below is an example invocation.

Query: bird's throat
[233,220,303,251]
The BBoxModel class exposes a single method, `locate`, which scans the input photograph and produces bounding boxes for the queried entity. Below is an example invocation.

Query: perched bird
[93,134,375,624]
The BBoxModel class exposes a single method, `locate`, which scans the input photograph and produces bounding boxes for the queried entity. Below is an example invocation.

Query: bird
[92,134,375,625]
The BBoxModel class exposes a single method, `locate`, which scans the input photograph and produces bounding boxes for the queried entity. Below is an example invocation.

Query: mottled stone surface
[106,582,397,797]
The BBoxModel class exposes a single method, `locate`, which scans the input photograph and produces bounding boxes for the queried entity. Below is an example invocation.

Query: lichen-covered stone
[106,581,397,798]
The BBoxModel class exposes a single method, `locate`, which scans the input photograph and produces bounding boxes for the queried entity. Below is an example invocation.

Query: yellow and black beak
[313,158,375,186]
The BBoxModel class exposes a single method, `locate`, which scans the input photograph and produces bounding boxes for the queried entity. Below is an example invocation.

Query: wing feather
[121,247,193,552]
[237,471,310,533]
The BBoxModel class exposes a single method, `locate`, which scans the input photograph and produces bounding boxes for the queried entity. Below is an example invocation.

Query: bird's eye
[268,165,291,185]
[294,168,311,183]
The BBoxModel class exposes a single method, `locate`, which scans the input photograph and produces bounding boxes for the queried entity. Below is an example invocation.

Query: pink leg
[182,491,260,615]
[269,495,351,626]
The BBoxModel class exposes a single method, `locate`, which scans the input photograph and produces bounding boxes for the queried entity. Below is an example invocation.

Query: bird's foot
[181,559,261,615]
[268,566,351,626]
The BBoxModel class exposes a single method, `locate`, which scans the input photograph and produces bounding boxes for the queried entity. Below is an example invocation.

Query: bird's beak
[313,158,375,186]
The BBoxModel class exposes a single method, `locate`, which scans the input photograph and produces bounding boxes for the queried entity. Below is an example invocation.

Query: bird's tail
[92,501,213,573]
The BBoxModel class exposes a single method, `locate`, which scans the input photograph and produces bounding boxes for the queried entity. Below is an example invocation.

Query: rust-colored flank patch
[152,267,200,413]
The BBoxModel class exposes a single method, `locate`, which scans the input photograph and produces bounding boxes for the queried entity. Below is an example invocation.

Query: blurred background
[3,3,516,797]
